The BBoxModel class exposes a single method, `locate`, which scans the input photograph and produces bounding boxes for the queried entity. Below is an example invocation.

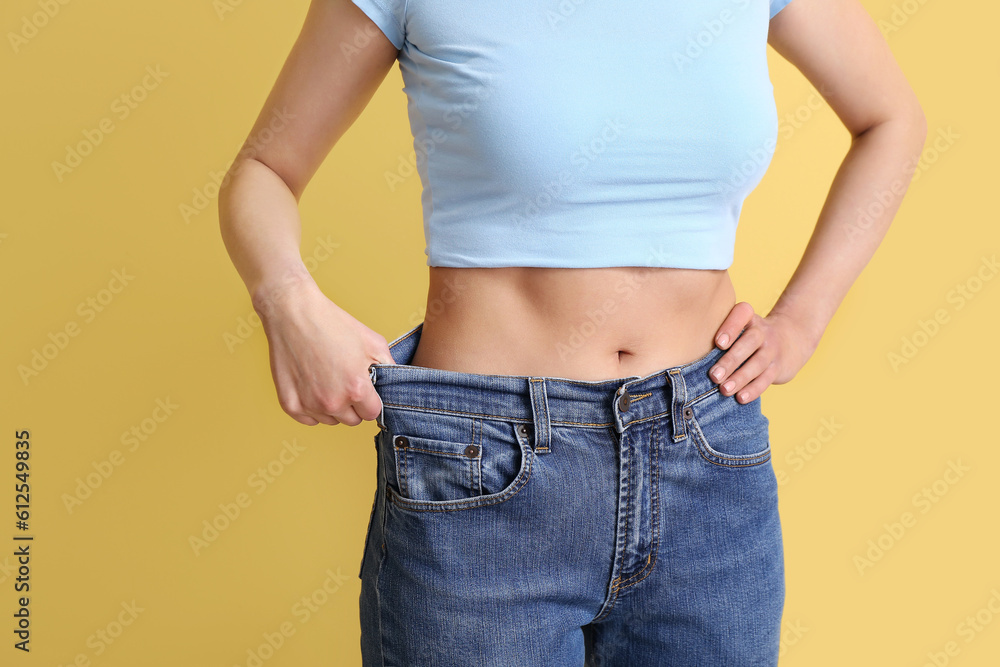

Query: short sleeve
[769,0,795,19]
[350,0,406,50]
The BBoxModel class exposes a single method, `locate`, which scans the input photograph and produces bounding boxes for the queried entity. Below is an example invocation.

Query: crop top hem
[427,255,736,270]
[426,231,736,270]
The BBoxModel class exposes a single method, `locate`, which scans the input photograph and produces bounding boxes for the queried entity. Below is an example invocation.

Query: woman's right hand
[252,275,394,427]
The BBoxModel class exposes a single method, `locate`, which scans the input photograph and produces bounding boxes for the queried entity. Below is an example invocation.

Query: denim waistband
[368,322,728,439]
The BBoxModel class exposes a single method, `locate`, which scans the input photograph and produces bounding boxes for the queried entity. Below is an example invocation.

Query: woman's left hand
[708,301,820,403]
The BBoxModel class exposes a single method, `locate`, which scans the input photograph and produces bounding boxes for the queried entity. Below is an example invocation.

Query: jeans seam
[385,403,620,428]
[613,418,661,591]
[687,415,772,467]
[374,532,387,667]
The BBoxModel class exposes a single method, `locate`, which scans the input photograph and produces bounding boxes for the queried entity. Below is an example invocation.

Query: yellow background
[2,0,997,665]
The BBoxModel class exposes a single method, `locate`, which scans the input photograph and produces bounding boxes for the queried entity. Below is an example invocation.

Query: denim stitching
[395,444,408,497]
[384,403,528,421]
[592,586,621,623]
[687,416,771,467]
[387,437,533,512]
[621,440,632,576]
[396,445,473,457]
[374,533,387,667]
[613,418,660,591]
[528,378,551,452]
[474,418,483,494]
[694,444,772,468]
[687,385,722,405]
[386,401,708,430]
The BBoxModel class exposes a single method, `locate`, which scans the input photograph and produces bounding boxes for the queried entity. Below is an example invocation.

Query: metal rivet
[464,444,479,457]
[683,407,694,420]
[394,435,408,447]
[618,392,631,411]
[518,424,529,436]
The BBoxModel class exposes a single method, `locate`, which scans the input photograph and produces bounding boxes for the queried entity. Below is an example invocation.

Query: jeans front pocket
[382,406,534,513]
[684,387,772,468]
[393,432,482,501]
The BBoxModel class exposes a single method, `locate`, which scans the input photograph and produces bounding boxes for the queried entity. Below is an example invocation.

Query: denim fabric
[359,322,784,666]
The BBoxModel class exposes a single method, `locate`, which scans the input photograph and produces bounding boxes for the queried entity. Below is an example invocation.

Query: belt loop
[528,378,552,455]
[669,369,688,442]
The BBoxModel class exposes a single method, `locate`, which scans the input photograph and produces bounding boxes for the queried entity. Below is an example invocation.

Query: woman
[219,0,926,664]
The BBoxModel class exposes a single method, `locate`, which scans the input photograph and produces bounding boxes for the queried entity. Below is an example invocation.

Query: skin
[219,0,927,427]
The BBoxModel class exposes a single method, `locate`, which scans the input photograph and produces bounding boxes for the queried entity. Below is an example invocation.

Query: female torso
[410,266,735,381]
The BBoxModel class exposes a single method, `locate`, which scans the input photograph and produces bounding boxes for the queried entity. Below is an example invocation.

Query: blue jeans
[359,322,784,666]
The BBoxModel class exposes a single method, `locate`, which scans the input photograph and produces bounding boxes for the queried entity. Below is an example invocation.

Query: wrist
[250,264,318,320]
[767,302,826,352]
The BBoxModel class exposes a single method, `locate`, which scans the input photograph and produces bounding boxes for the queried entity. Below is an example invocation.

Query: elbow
[852,103,928,148]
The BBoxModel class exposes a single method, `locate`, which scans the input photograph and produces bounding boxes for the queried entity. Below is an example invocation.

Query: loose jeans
[359,322,784,666]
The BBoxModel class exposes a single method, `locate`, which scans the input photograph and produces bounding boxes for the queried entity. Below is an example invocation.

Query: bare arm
[763,0,928,345]
[710,0,928,402]
[219,0,398,312]
[218,0,401,426]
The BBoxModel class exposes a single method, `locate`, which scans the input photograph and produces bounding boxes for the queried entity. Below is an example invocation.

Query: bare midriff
[408,266,738,381]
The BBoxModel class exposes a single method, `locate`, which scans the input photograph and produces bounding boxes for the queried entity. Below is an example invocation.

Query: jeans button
[464,444,479,457]
[683,407,694,420]
[394,436,408,447]
[618,391,631,411]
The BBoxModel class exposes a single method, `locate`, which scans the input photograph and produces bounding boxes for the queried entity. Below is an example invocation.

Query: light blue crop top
[350,0,797,268]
